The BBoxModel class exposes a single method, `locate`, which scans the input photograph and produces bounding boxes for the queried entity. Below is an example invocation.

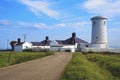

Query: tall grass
[0,51,54,68]
[61,53,115,80]
[85,53,120,79]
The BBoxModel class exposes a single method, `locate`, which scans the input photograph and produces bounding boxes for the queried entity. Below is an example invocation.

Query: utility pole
[23,34,27,42]
[7,39,9,50]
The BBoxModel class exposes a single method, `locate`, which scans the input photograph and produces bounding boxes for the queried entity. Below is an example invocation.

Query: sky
[0,0,120,49]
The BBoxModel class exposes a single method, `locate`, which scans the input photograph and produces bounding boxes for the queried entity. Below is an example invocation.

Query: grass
[61,52,119,80]
[85,53,120,79]
[0,51,54,68]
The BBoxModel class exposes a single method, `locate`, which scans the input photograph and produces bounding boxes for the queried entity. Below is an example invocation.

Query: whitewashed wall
[14,45,22,52]
[22,42,32,49]
[81,48,120,53]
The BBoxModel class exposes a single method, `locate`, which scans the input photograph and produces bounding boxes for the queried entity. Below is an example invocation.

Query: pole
[7,39,9,50]
[8,51,12,64]
[23,34,27,42]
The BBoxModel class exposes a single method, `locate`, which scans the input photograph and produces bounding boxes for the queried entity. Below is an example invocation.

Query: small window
[26,46,28,48]
[86,45,88,47]
[93,21,95,25]
[104,21,105,25]
[96,37,98,39]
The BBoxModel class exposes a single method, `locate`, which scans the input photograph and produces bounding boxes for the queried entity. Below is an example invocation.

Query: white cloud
[108,27,120,32]
[20,0,59,19]
[0,20,12,25]
[0,20,46,29]
[33,23,46,29]
[83,0,120,17]
[0,19,91,31]
[55,22,90,28]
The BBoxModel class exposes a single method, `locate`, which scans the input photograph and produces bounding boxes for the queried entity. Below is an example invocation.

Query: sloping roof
[56,37,88,45]
[40,40,51,45]
[31,40,51,46]
[31,42,42,46]
[15,42,25,46]
[56,40,64,44]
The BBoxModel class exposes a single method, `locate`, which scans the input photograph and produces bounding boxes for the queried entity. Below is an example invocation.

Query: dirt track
[0,52,72,80]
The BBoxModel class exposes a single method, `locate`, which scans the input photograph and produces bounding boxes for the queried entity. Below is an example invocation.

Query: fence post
[8,52,12,64]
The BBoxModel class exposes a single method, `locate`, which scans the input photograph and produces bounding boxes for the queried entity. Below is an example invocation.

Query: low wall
[81,48,120,53]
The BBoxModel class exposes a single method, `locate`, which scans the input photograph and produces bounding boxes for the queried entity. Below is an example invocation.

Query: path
[0,52,72,80]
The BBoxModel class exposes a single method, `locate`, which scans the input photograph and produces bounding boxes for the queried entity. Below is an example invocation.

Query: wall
[32,46,50,49]
[14,45,22,52]
[90,44,107,48]
[22,42,32,49]
[81,48,120,53]
[91,18,107,44]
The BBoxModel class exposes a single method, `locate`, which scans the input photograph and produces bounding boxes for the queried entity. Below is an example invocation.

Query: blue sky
[0,0,120,49]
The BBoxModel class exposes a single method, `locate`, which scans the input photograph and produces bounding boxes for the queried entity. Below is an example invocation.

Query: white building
[14,16,109,52]
[31,36,51,51]
[49,32,88,52]
[90,16,108,48]
[14,38,32,52]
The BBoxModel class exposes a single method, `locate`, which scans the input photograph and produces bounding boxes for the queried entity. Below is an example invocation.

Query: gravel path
[0,52,72,80]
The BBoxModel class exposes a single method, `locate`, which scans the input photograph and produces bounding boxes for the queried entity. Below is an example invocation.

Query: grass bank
[85,53,120,79]
[0,51,54,68]
[61,53,119,80]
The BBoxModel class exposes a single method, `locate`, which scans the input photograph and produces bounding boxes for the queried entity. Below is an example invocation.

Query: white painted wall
[90,44,107,48]
[91,16,108,48]
[14,42,32,52]
[14,45,22,52]
[60,45,75,52]
[49,44,76,52]
[81,48,120,53]
[22,42,32,49]
[32,46,50,49]
[50,40,58,46]
[49,47,61,52]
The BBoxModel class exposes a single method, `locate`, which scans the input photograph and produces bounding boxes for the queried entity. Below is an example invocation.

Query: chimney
[45,36,49,45]
[72,32,76,38]
[18,38,21,44]
[71,32,76,44]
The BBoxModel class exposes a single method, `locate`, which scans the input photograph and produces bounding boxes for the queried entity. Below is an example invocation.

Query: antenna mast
[23,34,27,42]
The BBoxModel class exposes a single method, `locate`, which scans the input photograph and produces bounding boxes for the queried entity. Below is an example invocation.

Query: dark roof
[40,40,51,45]
[56,37,88,45]
[31,40,51,46]
[56,40,64,44]
[15,42,25,46]
[31,42,42,46]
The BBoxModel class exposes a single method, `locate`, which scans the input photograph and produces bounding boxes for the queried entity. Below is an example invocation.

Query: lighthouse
[91,16,108,48]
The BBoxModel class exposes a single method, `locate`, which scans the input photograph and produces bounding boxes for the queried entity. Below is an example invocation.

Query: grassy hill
[61,52,120,80]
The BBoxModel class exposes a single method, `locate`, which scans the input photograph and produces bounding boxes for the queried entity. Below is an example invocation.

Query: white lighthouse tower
[91,16,108,48]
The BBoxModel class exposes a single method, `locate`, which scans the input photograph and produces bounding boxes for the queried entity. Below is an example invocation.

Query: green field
[0,51,54,68]
[61,52,120,80]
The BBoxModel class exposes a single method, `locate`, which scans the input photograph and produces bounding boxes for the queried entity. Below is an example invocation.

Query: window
[86,45,88,47]
[96,37,98,39]
[104,21,105,25]
[93,21,95,25]
[26,46,28,48]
